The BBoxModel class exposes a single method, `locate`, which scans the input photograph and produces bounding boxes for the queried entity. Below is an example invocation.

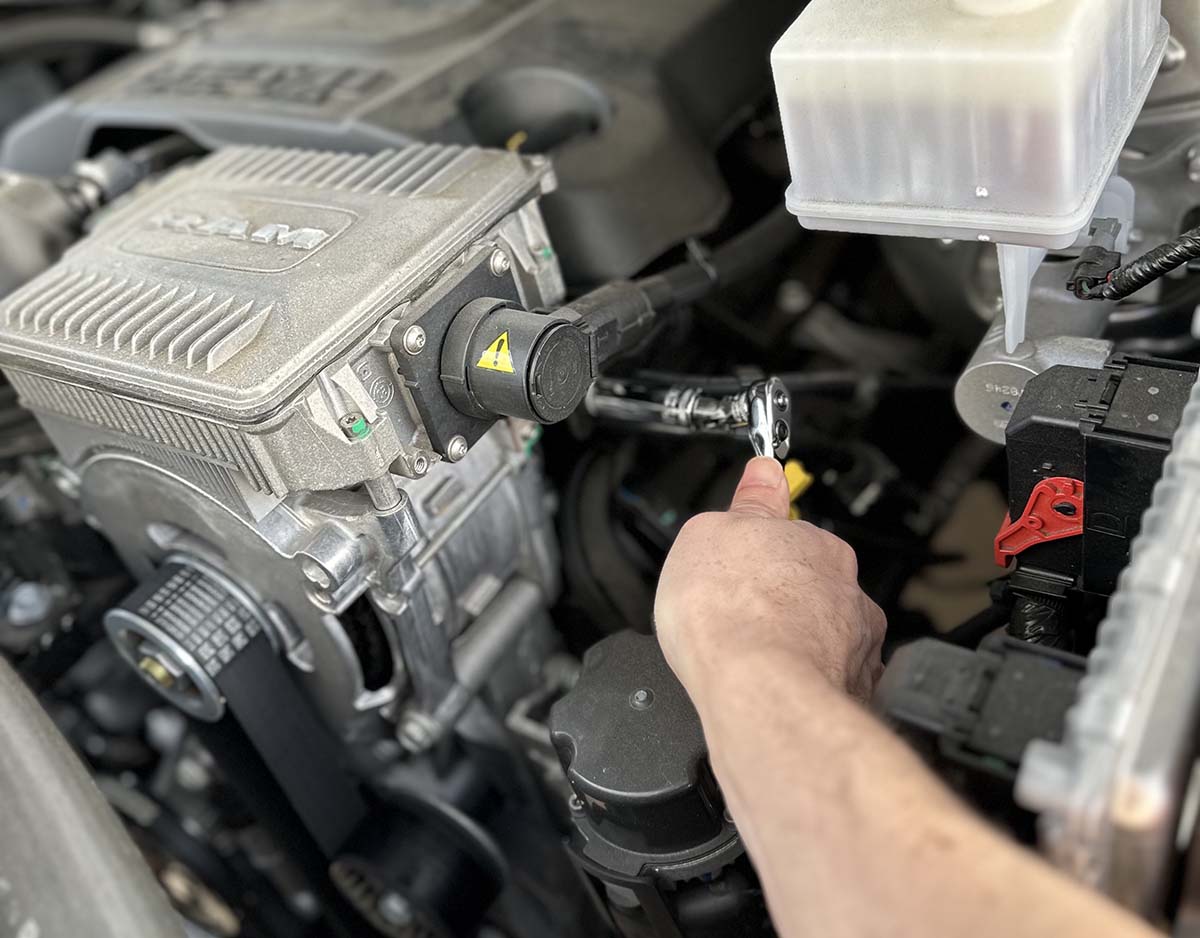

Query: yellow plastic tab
[784,459,814,521]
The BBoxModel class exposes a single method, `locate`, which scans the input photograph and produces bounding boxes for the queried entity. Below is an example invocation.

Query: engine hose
[0,656,184,938]
[637,204,803,308]
[1102,225,1200,300]
[0,15,151,58]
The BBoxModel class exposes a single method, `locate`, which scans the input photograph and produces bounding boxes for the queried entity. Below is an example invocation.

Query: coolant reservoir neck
[954,0,1056,14]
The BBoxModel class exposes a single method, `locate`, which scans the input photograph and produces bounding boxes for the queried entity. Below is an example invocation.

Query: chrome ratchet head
[747,377,790,460]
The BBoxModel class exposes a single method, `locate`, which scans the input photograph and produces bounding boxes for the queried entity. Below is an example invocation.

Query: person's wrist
[671,631,829,712]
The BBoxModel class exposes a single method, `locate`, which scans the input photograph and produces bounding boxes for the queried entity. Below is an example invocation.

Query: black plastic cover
[550,630,738,880]
[1004,356,1198,593]
[876,634,1085,780]
[1,0,804,286]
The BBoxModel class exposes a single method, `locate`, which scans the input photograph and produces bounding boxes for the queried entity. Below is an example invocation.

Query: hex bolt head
[489,249,511,277]
[446,435,469,462]
[401,325,427,355]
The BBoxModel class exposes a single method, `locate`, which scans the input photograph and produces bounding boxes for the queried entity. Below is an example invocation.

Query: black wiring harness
[1071,222,1200,301]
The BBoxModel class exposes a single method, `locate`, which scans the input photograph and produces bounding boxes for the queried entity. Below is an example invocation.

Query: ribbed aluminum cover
[0,144,553,422]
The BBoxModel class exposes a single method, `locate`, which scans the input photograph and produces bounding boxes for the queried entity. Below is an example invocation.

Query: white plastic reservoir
[771,0,1167,250]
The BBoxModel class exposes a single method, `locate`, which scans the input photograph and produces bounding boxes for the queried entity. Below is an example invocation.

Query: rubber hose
[0,15,145,58]
[0,656,184,938]
[638,205,803,308]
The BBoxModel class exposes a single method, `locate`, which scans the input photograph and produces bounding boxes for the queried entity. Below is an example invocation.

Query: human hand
[654,457,887,702]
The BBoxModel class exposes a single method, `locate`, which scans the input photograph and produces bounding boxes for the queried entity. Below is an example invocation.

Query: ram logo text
[150,211,330,250]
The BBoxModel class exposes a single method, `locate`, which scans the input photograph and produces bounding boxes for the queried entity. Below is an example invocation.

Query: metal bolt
[300,559,332,589]
[399,714,437,752]
[568,794,585,815]
[488,249,511,277]
[377,893,413,928]
[7,582,52,628]
[401,325,426,355]
[412,454,429,476]
[339,412,370,440]
[138,655,175,689]
[772,389,789,413]
[629,688,654,710]
[446,435,469,462]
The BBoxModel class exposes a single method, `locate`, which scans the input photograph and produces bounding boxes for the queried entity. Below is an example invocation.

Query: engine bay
[1,1,1200,936]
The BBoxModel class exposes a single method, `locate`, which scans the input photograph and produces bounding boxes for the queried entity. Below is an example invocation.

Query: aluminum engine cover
[0,144,560,498]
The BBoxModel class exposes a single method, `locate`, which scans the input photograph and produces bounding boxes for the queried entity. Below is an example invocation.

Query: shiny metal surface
[585,376,791,458]
[80,424,558,729]
[955,257,1115,443]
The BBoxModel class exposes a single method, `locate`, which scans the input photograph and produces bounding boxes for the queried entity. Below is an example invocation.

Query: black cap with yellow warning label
[441,297,592,424]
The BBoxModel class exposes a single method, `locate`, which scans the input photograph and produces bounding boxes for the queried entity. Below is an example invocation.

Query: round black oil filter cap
[549,630,739,880]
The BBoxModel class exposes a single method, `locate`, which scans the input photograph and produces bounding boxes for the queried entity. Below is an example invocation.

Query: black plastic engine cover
[1,0,803,286]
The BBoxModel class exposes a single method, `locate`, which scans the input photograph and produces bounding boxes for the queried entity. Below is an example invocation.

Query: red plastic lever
[994,477,1084,567]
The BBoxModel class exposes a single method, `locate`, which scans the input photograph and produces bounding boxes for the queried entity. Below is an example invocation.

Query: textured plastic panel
[772,0,1168,248]
[0,143,552,422]
[0,0,800,286]
[1017,375,1200,913]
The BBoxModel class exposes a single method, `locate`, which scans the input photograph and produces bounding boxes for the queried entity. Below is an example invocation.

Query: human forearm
[689,646,1160,938]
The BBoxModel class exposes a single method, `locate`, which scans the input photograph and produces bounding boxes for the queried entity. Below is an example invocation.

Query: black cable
[126,134,205,173]
[1107,274,1200,329]
[1101,225,1200,300]
[0,14,147,58]
[636,204,803,308]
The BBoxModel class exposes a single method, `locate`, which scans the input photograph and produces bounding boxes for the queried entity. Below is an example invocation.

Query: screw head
[568,794,585,815]
[489,249,511,277]
[772,389,789,413]
[411,454,429,476]
[401,324,426,355]
[339,412,370,440]
[629,688,654,710]
[377,893,413,927]
[446,435,469,462]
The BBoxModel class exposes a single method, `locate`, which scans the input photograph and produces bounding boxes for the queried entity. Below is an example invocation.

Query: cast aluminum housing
[0,143,561,501]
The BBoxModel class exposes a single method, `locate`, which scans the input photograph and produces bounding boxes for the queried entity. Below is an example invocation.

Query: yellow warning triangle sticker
[476,331,515,374]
